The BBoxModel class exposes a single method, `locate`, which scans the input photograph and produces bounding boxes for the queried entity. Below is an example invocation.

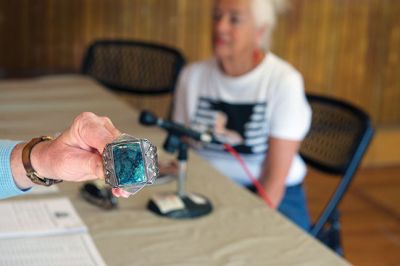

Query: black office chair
[81,40,186,117]
[300,94,374,255]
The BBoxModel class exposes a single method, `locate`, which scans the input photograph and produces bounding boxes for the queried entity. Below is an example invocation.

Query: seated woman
[172,0,312,230]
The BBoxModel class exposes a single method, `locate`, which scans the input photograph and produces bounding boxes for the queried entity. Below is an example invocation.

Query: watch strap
[22,136,62,186]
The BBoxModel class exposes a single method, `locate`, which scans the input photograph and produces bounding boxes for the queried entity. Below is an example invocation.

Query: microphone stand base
[147,192,212,219]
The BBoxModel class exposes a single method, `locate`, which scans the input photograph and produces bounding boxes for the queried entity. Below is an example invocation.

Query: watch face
[103,134,158,195]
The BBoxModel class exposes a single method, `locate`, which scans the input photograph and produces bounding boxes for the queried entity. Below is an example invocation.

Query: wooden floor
[304,165,400,266]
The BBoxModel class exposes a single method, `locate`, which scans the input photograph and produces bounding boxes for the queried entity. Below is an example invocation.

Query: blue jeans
[246,184,311,231]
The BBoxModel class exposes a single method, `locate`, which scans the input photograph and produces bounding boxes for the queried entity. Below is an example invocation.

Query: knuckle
[77,112,96,122]
[101,116,113,125]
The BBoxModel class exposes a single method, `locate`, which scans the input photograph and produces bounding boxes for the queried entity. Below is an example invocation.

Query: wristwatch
[22,136,62,186]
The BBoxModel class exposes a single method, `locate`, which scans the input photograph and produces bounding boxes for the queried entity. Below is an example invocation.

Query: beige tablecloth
[0,75,349,265]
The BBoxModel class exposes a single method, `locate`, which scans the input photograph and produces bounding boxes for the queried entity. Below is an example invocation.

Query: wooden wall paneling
[165,0,180,47]
[7,0,20,70]
[82,0,92,56]
[46,0,54,70]
[182,0,212,62]
[365,0,388,126]
[273,0,338,95]
[30,1,43,70]
[83,0,101,49]
[34,0,43,69]
[360,0,383,122]
[132,0,144,40]
[157,0,173,44]
[22,0,32,70]
[151,0,164,43]
[297,0,316,90]
[192,0,201,57]
[87,0,107,50]
[318,0,340,96]
[52,0,70,69]
[0,0,5,76]
[12,0,30,71]
[105,0,118,39]
[301,0,328,95]
[184,0,196,61]
[143,0,153,40]
[55,0,67,69]
[331,0,369,111]
[379,0,400,124]
[299,0,319,93]
[118,0,129,40]
[5,0,17,70]
[0,0,399,128]
[159,0,179,46]
[73,0,85,70]
[271,2,296,88]
[176,0,188,54]
[199,0,213,61]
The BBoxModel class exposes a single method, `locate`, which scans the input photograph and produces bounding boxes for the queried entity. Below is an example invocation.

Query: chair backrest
[81,40,186,95]
[300,94,374,236]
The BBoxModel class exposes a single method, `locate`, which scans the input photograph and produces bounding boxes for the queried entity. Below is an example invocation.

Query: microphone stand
[177,141,188,198]
[147,133,213,219]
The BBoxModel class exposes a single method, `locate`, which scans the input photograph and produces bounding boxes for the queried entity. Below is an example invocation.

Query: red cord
[223,143,273,208]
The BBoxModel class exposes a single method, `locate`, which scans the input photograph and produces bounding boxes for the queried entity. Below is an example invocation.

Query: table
[0,75,349,265]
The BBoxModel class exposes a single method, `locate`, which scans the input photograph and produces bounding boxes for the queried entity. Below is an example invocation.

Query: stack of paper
[0,197,106,266]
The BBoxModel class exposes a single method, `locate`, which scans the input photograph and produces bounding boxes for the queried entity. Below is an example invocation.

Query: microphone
[139,111,220,144]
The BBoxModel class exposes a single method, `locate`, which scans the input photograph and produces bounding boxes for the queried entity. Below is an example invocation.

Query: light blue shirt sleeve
[0,140,32,199]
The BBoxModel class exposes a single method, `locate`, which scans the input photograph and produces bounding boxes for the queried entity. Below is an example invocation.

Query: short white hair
[252,0,276,29]
[251,0,285,50]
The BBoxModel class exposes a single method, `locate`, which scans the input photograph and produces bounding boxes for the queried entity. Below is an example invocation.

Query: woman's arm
[258,137,301,208]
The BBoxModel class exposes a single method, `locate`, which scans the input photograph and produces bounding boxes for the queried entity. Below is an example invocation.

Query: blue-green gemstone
[112,142,146,186]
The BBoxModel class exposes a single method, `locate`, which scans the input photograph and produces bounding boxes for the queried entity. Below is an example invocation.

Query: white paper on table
[0,233,106,266]
[0,197,87,239]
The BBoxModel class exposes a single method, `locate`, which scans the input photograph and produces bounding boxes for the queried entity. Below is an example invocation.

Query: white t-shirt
[173,53,311,186]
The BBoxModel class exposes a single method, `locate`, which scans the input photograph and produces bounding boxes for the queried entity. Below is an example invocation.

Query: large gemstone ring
[102,134,159,194]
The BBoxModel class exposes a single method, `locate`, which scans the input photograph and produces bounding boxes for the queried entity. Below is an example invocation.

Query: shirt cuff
[0,140,32,199]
